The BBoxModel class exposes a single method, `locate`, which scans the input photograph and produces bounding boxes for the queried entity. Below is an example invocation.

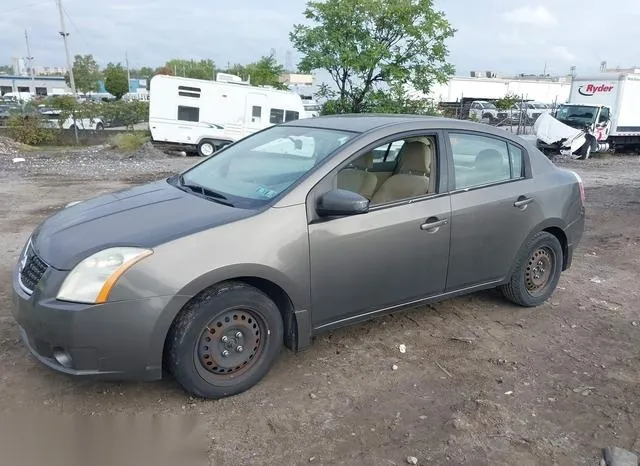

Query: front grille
[19,243,48,294]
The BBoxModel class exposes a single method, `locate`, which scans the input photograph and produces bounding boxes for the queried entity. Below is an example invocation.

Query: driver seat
[370,141,431,204]
[336,152,378,200]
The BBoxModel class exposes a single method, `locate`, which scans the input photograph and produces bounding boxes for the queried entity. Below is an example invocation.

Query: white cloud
[498,31,527,46]
[502,5,557,27]
[549,45,575,62]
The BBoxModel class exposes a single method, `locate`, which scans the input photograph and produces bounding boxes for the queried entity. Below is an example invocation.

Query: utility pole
[125,51,131,94]
[56,0,78,144]
[24,30,34,81]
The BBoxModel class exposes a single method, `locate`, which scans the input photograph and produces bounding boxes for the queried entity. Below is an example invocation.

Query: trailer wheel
[197,140,216,157]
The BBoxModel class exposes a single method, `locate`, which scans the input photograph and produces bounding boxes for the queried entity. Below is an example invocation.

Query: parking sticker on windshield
[256,186,277,199]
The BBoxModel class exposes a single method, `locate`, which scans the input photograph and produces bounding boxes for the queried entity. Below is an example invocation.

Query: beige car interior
[337,136,436,205]
[336,152,378,200]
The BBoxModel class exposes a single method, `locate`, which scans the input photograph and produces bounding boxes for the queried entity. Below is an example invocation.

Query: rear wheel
[166,282,283,399]
[500,231,563,307]
[197,139,216,157]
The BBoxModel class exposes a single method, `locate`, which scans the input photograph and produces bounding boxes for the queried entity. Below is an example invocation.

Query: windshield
[483,102,497,109]
[175,125,356,208]
[555,105,598,125]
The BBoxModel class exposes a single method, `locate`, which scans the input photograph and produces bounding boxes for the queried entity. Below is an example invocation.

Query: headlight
[56,247,153,304]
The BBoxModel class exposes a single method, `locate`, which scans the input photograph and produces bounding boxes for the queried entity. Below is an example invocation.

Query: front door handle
[514,196,533,209]
[420,217,448,232]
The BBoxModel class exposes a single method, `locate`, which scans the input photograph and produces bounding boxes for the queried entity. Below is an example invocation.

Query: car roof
[282,113,530,144]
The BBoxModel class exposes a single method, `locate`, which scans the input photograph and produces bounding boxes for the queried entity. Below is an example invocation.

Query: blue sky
[2,0,638,81]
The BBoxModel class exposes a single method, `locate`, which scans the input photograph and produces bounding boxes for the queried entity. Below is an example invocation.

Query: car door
[444,130,540,291]
[307,132,451,330]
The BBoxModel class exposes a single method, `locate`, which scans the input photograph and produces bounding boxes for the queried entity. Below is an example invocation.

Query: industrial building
[0,75,71,97]
[408,72,573,105]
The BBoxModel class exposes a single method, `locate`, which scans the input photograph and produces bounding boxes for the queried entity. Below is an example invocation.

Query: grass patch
[109,132,151,152]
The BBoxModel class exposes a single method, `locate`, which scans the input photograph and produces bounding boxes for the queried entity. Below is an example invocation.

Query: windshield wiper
[177,175,234,207]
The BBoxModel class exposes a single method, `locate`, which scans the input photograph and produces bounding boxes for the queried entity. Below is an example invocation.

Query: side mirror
[316,189,369,217]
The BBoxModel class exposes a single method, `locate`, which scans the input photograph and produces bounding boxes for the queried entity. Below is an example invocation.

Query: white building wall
[409,76,572,105]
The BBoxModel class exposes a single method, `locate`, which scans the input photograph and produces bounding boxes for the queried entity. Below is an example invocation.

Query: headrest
[475,149,505,171]
[399,141,429,175]
[349,152,373,170]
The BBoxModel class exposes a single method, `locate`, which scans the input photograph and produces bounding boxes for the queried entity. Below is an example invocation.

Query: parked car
[468,100,501,123]
[12,115,585,399]
[39,108,104,130]
[513,101,552,124]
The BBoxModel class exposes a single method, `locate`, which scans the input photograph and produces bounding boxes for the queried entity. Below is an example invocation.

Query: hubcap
[200,143,214,156]
[196,309,263,376]
[525,247,554,296]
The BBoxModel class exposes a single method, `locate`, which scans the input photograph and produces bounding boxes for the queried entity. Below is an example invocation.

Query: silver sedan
[12,115,585,399]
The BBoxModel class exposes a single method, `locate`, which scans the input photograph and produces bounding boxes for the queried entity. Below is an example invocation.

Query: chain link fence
[437,96,561,137]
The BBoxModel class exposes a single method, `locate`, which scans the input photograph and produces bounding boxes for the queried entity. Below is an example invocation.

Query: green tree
[165,59,215,80]
[65,54,101,94]
[495,93,519,110]
[104,63,129,100]
[230,54,287,89]
[129,66,154,80]
[0,65,13,74]
[154,65,173,76]
[290,0,456,114]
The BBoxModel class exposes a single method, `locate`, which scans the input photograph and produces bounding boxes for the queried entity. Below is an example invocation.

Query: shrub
[7,114,56,146]
[98,100,149,129]
[109,132,150,152]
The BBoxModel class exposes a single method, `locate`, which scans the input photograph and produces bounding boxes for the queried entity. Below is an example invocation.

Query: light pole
[55,0,78,144]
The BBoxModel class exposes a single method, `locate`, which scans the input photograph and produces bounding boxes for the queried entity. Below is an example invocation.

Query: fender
[505,218,568,280]
[195,136,233,146]
[147,263,310,370]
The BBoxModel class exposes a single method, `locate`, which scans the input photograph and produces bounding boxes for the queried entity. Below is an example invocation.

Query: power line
[61,4,91,50]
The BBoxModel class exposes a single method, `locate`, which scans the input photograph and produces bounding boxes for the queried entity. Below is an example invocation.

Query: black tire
[166,281,283,399]
[483,113,494,124]
[500,231,563,307]
[95,122,104,130]
[197,139,216,157]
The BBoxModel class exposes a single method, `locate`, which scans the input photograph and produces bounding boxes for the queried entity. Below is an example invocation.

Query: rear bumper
[563,207,586,270]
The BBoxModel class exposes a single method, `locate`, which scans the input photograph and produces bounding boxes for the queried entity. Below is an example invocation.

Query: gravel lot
[1,140,639,465]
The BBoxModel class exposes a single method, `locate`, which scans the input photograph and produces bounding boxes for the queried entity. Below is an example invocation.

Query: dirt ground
[0,144,639,466]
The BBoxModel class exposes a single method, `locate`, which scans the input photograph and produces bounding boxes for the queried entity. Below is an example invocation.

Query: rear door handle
[420,218,448,232]
[514,196,533,208]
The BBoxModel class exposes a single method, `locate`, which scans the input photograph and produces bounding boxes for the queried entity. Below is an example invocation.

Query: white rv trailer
[149,74,307,156]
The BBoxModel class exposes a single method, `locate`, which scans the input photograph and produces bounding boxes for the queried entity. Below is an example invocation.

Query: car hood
[31,179,257,270]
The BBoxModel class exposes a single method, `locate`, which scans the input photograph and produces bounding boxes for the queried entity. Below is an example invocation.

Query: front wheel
[166,282,284,399]
[500,231,563,307]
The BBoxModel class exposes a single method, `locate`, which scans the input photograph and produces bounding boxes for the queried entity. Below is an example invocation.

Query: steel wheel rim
[525,246,554,297]
[200,143,214,156]
[194,308,266,380]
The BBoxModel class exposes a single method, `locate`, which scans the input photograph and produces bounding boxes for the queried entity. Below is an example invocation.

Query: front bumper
[11,267,185,381]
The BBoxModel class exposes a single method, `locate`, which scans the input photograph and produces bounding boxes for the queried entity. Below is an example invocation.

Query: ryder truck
[534,72,640,159]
